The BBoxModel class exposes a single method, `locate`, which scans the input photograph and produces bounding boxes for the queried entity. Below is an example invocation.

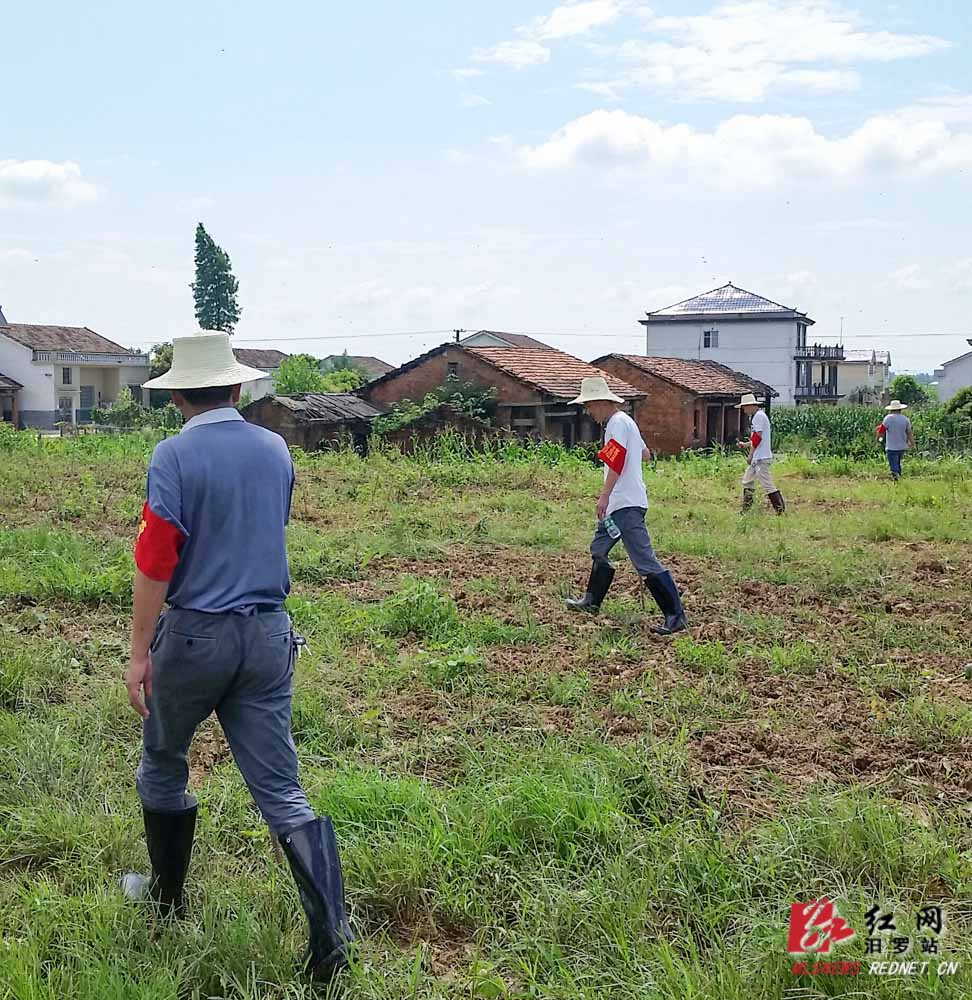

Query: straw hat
[735,392,761,409]
[885,399,909,411]
[142,332,265,390]
[569,376,625,406]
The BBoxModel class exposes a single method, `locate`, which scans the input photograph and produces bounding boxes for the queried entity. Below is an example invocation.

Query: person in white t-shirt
[736,393,785,514]
[565,377,687,634]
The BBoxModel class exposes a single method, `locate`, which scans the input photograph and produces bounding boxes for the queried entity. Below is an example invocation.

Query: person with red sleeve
[736,393,785,514]
[121,332,353,982]
[876,399,914,480]
[565,377,687,634]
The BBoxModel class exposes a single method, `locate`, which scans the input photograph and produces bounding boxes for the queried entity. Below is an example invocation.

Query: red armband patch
[134,502,185,582]
[750,432,762,448]
[597,439,627,474]
[877,423,886,436]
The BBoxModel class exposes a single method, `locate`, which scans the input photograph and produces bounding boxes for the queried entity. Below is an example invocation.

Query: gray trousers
[590,506,667,577]
[136,607,315,835]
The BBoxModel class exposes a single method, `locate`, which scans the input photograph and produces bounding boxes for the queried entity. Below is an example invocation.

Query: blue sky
[3,1,971,371]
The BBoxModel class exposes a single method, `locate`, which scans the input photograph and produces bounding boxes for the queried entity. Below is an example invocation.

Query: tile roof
[467,346,643,399]
[461,331,555,350]
[596,355,777,397]
[233,348,288,369]
[647,283,808,319]
[0,372,23,391]
[0,322,133,354]
[844,350,891,364]
[263,392,384,422]
[321,355,395,378]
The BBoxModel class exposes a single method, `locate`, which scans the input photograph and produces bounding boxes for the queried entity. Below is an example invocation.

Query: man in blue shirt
[876,399,915,480]
[122,333,353,981]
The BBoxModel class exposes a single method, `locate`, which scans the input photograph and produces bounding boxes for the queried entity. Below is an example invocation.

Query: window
[62,367,73,385]
[446,362,459,379]
[79,386,95,409]
[703,329,719,349]
[797,323,807,348]
[693,408,700,439]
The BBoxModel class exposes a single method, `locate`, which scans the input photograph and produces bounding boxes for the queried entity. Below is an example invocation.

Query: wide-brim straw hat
[142,332,266,390]
[885,399,909,411]
[569,376,625,406]
[735,392,761,409]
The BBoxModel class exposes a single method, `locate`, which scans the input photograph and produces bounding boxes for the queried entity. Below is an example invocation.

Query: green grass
[1,433,972,998]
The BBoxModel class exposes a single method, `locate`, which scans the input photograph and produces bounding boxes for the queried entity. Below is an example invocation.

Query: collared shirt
[750,409,772,462]
[881,412,911,451]
[136,406,295,613]
[600,411,648,516]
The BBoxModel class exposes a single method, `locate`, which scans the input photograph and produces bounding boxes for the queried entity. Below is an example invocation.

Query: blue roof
[647,283,809,320]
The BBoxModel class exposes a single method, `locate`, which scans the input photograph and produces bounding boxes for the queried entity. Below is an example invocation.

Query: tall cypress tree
[191,223,241,332]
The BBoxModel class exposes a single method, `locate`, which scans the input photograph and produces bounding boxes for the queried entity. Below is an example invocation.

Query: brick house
[593,355,776,456]
[358,342,645,447]
[241,392,384,453]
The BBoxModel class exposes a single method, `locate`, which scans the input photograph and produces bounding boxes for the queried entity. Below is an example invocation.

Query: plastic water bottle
[603,516,621,540]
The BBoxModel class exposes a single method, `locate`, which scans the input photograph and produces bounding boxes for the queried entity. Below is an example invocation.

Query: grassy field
[1,430,971,999]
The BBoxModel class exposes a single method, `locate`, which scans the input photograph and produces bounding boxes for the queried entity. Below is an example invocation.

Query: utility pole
[454,328,466,343]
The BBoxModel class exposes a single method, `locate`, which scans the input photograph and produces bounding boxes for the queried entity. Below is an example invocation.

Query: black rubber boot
[566,561,615,613]
[767,490,786,515]
[644,571,688,635]
[741,488,755,513]
[141,798,197,918]
[281,817,355,982]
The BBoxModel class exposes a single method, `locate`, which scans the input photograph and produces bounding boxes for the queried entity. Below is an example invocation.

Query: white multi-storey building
[639,283,842,406]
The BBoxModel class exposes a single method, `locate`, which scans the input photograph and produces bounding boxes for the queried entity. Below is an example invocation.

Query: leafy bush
[887,373,931,407]
[372,376,497,434]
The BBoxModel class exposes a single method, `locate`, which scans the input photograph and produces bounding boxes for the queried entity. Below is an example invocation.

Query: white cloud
[473,39,551,69]
[0,248,36,262]
[461,93,492,108]
[452,67,484,80]
[890,264,931,291]
[575,80,624,101]
[946,258,972,293]
[606,0,951,102]
[516,105,972,188]
[782,270,817,291]
[525,0,633,41]
[0,160,98,208]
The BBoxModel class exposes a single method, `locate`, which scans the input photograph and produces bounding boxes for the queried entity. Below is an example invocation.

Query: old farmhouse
[241,392,384,453]
[358,342,644,446]
[593,355,776,455]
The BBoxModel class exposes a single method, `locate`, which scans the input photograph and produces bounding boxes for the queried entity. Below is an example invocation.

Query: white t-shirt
[600,411,648,515]
[750,409,772,462]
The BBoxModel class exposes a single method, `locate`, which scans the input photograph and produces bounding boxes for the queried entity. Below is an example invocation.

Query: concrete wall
[241,374,276,401]
[0,333,53,416]
[643,318,799,405]
[937,353,972,403]
[836,361,889,403]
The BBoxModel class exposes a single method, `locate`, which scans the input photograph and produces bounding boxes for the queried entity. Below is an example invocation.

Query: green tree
[191,223,241,332]
[320,368,364,392]
[149,342,173,379]
[273,354,326,395]
[887,373,930,407]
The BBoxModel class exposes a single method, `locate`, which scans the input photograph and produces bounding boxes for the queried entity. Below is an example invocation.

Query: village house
[459,331,554,350]
[241,392,384,453]
[934,344,972,403]
[320,354,394,381]
[0,307,150,428]
[358,342,644,446]
[232,348,289,401]
[836,349,892,404]
[593,355,776,456]
[640,283,843,405]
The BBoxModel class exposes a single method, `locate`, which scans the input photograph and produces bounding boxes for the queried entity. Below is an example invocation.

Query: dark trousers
[590,506,667,577]
[887,450,904,477]
[136,608,315,835]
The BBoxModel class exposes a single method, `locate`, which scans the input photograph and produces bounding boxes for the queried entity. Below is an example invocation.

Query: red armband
[750,432,762,448]
[877,423,886,436]
[134,501,186,582]
[597,439,627,474]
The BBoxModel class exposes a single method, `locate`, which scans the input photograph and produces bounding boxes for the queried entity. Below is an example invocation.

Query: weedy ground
[1,433,971,999]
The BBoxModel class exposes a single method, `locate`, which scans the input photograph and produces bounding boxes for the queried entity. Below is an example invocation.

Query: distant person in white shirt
[736,393,785,515]
[565,377,687,635]
[876,400,915,480]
